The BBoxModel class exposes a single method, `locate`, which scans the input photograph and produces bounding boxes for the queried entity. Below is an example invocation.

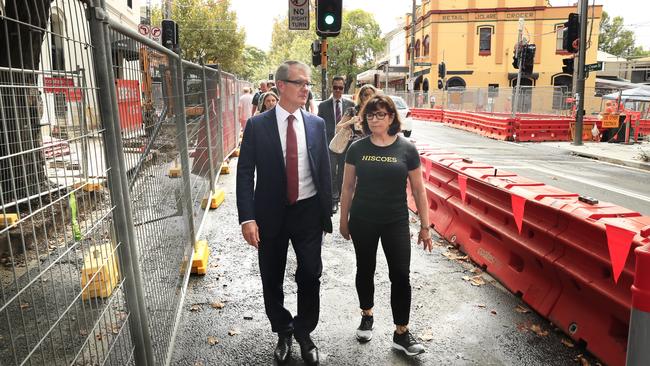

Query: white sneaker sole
[356,329,373,342]
[392,342,425,356]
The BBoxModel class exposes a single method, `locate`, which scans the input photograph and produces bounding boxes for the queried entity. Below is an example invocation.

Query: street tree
[599,11,649,57]
[327,10,385,93]
[240,46,270,82]
[0,0,50,205]
[152,0,245,72]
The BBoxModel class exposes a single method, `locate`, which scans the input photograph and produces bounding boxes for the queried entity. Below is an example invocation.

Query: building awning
[356,66,409,83]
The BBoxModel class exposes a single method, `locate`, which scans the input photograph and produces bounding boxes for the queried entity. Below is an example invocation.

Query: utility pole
[573,0,589,146]
[409,0,416,88]
[512,18,525,119]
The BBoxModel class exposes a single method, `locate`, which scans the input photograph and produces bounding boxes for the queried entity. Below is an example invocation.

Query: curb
[569,150,650,171]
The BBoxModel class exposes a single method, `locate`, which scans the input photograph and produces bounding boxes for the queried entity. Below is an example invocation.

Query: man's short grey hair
[275,61,311,85]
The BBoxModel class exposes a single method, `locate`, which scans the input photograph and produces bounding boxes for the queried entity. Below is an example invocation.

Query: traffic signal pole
[573,0,589,146]
[512,18,525,119]
[321,38,328,102]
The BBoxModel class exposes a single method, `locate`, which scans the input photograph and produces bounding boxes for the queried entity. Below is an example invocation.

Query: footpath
[540,140,650,171]
[170,159,600,365]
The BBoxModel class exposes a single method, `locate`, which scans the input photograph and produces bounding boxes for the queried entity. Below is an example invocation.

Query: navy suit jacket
[236,107,333,238]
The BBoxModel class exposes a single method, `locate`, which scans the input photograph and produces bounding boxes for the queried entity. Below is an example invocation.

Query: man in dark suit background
[236,60,332,366]
[317,76,353,213]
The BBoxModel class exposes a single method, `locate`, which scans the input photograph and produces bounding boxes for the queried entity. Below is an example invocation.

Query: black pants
[258,196,323,339]
[349,216,411,326]
[330,151,345,204]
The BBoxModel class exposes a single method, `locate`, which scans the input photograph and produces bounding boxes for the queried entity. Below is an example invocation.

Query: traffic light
[512,44,520,69]
[311,39,322,67]
[563,13,580,53]
[521,44,536,74]
[316,0,342,37]
[562,57,574,74]
[437,79,443,90]
[438,62,446,79]
[161,19,179,50]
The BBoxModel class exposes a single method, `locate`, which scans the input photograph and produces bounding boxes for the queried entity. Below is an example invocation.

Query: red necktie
[286,115,299,204]
[335,99,341,123]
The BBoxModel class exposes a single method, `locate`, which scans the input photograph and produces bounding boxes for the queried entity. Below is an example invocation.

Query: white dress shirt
[275,104,317,201]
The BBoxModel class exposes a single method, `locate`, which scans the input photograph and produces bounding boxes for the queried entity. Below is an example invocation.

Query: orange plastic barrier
[408,142,650,366]
[411,108,443,122]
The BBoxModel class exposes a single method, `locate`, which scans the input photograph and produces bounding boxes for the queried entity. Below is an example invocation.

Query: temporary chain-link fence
[0,0,240,365]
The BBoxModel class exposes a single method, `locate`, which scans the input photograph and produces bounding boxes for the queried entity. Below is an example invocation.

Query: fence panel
[0,0,136,365]
[1,1,245,365]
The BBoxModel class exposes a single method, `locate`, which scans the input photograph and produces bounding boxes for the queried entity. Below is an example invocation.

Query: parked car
[388,95,412,137]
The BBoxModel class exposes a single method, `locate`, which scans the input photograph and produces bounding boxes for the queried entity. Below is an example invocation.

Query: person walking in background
[236,61,332,366]
[317,76,354,213]
[338,94,433,356]
[252,80,269,115]
[238,87,253,130]
[259,91,279,113]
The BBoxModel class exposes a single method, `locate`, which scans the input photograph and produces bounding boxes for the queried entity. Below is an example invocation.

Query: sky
[224,0,650,52]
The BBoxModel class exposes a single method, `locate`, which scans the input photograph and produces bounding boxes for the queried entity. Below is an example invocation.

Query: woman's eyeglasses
[365,112,389,120]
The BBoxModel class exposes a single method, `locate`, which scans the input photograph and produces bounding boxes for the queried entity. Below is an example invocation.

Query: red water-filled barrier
[407,142,650,366]
[410,108,443,122]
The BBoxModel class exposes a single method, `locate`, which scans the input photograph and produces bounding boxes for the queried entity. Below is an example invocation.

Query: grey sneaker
[392,330,425,356]
[356,315,374,342]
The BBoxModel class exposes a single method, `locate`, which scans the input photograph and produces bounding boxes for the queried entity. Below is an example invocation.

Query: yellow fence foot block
[191,240,210,275]
[220,162,230,175]
[81,243,120,301]
[230,148,240,158]
[169,167,181,178]
[0,214,19,229]
[73,179,103,192]
[201,189,225,210]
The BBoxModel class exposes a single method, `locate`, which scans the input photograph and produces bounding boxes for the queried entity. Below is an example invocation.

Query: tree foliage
[240,46,270,82]
[151,0,245,73]
[599,11,649,57]
[327,10,385,93]
[265,9,384,96]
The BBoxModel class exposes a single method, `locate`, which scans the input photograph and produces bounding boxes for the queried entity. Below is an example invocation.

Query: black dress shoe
[274,332,292,364]
[296,336,319,365]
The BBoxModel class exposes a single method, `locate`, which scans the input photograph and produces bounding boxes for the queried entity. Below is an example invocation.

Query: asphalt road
[171,156,601,366]
[409,119,650,216]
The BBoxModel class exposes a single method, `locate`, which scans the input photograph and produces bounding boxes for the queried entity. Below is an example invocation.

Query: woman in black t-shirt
[339,94,433,356]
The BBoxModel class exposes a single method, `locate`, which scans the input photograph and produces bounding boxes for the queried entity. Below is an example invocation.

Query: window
[488,83,499,98]
[555,24,566,53]
[478,26,492,55]
[128,0,133,8]
[423,35,430,56]
[415,39,421,58]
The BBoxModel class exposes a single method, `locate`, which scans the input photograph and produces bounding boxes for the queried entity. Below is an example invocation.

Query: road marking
[519,164,650,204]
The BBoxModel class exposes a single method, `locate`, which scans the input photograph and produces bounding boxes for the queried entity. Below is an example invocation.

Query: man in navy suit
[236,60,332,366]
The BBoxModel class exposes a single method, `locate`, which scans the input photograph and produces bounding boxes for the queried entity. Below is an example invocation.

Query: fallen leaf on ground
[490,310,497,315]
[79,329,88,336]
[470,268,482,274]
[207,336,219,345]
[515,305,531,314]
[462,275,471,281]
[228,329,240,336]
[194,361,204,366]
[419,329,434,342]
[95,333,103,341]
[575,354,590,366]
[190,304,201,312]
[530,324,549,337]
[210,302,225,309]
[561,338,574,348]
[19,303,30,310]
[469,275,485,286]
[476,304,486,308]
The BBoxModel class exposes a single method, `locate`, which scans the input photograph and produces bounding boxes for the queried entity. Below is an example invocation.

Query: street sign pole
[573,0,588,146]
[512,18,525,119]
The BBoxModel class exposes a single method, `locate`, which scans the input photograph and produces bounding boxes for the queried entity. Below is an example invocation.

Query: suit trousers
[258,195,323,339]
[329,151,344,204]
